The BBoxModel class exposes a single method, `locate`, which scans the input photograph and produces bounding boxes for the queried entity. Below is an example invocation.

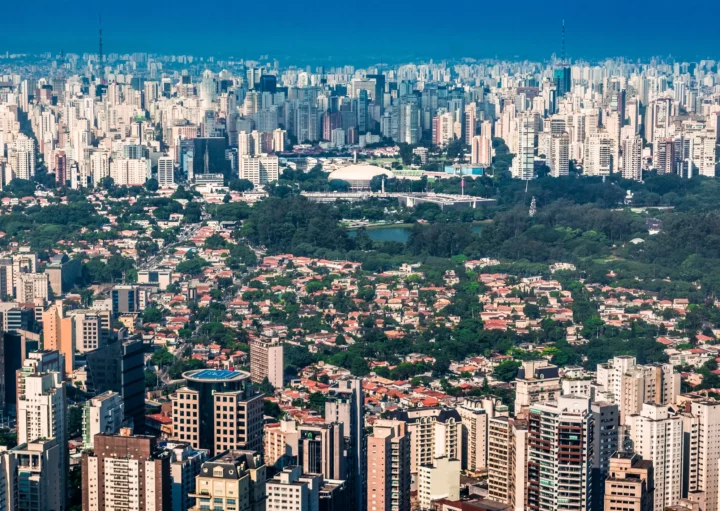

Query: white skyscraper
[14,134,36,180]
[266,466,322,511]
[622,136,643,181]
[16,371,68,510]
[90,150,111,185]
[549,132,570,177]
[626,403,683,511]
[110,157,151,186]
[239,130,256,157]
[596,356,679,424]
[82,391,124,449]
[584,134,613,176]
[512,115,536,180]
[471,135,492,167]
[272,129,286,153]
[239,154,279,186]
[418,457,460,509]
[683,401,720,511]
[158,156,174,187]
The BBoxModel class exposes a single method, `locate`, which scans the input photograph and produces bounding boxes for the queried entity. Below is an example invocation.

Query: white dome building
[327,164,394,190]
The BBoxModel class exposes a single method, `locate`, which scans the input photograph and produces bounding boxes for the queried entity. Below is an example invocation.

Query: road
[138,224,202,271]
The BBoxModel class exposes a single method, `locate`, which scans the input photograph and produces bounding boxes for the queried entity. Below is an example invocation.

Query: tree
[152,347,174,367]
[68,405,83,437]
[524,303,541,319]
[228,179,254,192]
[350,357,369,376]
[100,176,115,190]
[264,400,282,419]
[309,392,327,415]
[145,178,159,192]
[493,360,521,383]
[432,355,451,376]
[446,139,465,160]
[176,257,209,276]
[259,377,275,396]
[142,307,163,324]
[204,234,228,250]
[145,369,159,389]
[183,202,203,223]
[0,429,16,448]
[329,179,350,192]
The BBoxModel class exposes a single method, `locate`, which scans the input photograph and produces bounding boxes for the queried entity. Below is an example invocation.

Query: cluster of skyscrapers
[1,53,719,191]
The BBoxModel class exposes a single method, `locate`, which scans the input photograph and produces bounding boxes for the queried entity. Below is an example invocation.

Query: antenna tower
[99,14,103,67]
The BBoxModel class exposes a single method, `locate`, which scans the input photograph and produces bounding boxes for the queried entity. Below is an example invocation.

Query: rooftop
[185,369,247,381]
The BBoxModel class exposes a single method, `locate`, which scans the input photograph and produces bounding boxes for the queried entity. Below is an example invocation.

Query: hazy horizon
[3,0,719,65]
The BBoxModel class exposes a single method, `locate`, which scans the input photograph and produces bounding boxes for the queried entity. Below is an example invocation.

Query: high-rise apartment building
[14,134,36,180]
[272,128,286,153]
[512,114,536,180]
[90,149,111,184]
[325,378,365,511]
[398,99,420,145]
[418,457,460,510]
[470,135,492,167]
[82,391,124,449]
[55,151,67,185]
[457,397,503,473]
[249,337,284,389]
[367,419,411,511]
[190,451,266,511]
[514,360,561,417]
[432,111,457,147]
[172,369,263,456]
[294,102,320,143]
[622,136,643,181]
[109,157,151,186]
[464,103,477,145]
[239,154,279,186]
[266,466,322,511]
[591,401,619,509]
[264,419,300,469]
[584,133,613,176]
[604,452,654,511]
[596,356,679,424]
[627,403,683,511]
[0,446,15,511]
[82,432,172,511]
[527,396,594,511]
[0,439,63,511]
[388,408,461,485]
[69,309,111,353]
[549,132,570,177]
[16,370,68,510]
[166,442,209,511]
[16,272,49,303]
[298,422,345,481]
[14,349,63,412]
[683,401,720,511]
[487,416,528,510]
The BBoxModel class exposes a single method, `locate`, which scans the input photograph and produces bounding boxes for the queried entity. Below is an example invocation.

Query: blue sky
[3,0,719,64]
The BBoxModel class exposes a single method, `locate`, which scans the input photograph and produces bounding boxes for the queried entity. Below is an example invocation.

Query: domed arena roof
[327,164,395,182]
